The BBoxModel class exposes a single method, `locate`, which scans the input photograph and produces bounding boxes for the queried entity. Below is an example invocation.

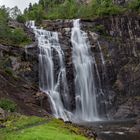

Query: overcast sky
[0,0,39,12]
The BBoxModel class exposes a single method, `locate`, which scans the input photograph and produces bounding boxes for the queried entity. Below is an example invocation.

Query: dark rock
[64,121,72,124]
[58,118,64,122]
[129,124,140,134]
[0,124,5,128]
[34,92,52,114]
[114,0,133,5]
[84,129,97,138]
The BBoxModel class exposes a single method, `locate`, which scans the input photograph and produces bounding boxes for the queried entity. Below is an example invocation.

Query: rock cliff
[42,15,140,119]
[0,15,140,120]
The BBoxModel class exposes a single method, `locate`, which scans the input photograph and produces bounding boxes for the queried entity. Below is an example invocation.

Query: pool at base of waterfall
[78,119,140,140]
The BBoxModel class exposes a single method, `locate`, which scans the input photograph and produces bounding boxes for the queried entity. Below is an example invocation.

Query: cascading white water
[71,19,99,121]
[26,20,106,122]
[26,21,70,121]
[97,41,105,65]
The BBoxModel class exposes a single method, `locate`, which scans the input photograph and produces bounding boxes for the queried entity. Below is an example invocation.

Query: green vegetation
[0,99,17,112]
[10,28,31,45]
[0,115,87,140]
[0,57,15,77]
[3,115,47,130]
[0,0,139,42]
[128,0,140,12]
[0,0,140,39]
[0,6,31,46]
[4,67,14,76]
[92,24,106,35]
[23,0,125,21]
[21,0,140,23]
[46,0,78,19]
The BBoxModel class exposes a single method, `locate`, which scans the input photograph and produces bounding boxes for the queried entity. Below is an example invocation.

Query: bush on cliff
[128,0,140,12]
[0,6,31,46]
[0,99,17,112]
[10,28,31,45]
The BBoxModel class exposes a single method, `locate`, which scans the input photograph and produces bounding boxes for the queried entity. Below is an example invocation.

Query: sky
[0,0,39,12]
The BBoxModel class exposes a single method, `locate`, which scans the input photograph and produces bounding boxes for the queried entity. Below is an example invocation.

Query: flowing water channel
[80,119,140,140]
[26,21,71,121]
[71,19,100,121]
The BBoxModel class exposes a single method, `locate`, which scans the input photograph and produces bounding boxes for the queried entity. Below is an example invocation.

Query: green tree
[10,6,21,20]
[128,0,140,11]
[11,28,28,44]
[0,6,10,39]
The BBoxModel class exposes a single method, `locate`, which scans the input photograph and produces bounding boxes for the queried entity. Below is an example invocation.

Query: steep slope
[0,22,51,116]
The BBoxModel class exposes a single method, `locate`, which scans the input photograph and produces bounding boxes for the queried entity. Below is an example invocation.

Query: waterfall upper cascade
[71,19,100,121]
[26,21,71,121]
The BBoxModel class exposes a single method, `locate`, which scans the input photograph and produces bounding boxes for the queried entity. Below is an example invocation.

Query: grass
[0,115,88,140]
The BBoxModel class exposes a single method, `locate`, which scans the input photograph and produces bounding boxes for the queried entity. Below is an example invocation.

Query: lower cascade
[26,21,71,121]
[26,19,102,122]
[71,19,99,121]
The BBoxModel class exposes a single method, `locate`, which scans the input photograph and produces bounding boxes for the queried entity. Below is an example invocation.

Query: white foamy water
[71,19,100,121]
[26,21,71,121]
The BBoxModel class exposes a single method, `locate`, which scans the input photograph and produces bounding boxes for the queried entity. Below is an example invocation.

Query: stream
[79,119,140,140]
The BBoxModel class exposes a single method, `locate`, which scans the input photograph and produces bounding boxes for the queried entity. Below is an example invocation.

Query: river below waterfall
[79,119,140,140]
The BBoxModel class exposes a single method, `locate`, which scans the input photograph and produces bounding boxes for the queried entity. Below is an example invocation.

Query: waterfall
[97,41,105,65]
[26,20,105,122]
[26,21,71,121]
[71,19,100,121]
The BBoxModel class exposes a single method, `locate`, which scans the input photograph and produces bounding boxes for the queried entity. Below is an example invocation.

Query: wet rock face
[58,28,76,110]
[81,16,140,119]
[82,15,140,96]
[42,15,140,119]
[0,43,38,85]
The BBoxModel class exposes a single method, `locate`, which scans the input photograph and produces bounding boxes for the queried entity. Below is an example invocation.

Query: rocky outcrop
[0,26,51,116]
[0,68,51,117]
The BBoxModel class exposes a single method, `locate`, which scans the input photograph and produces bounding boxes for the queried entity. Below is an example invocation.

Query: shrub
[0,99,17,112]
[11,28,27,44]
[10,28,31,46]
[16,15,26,23]
[4,68,13,76]
[128,0,140,12]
